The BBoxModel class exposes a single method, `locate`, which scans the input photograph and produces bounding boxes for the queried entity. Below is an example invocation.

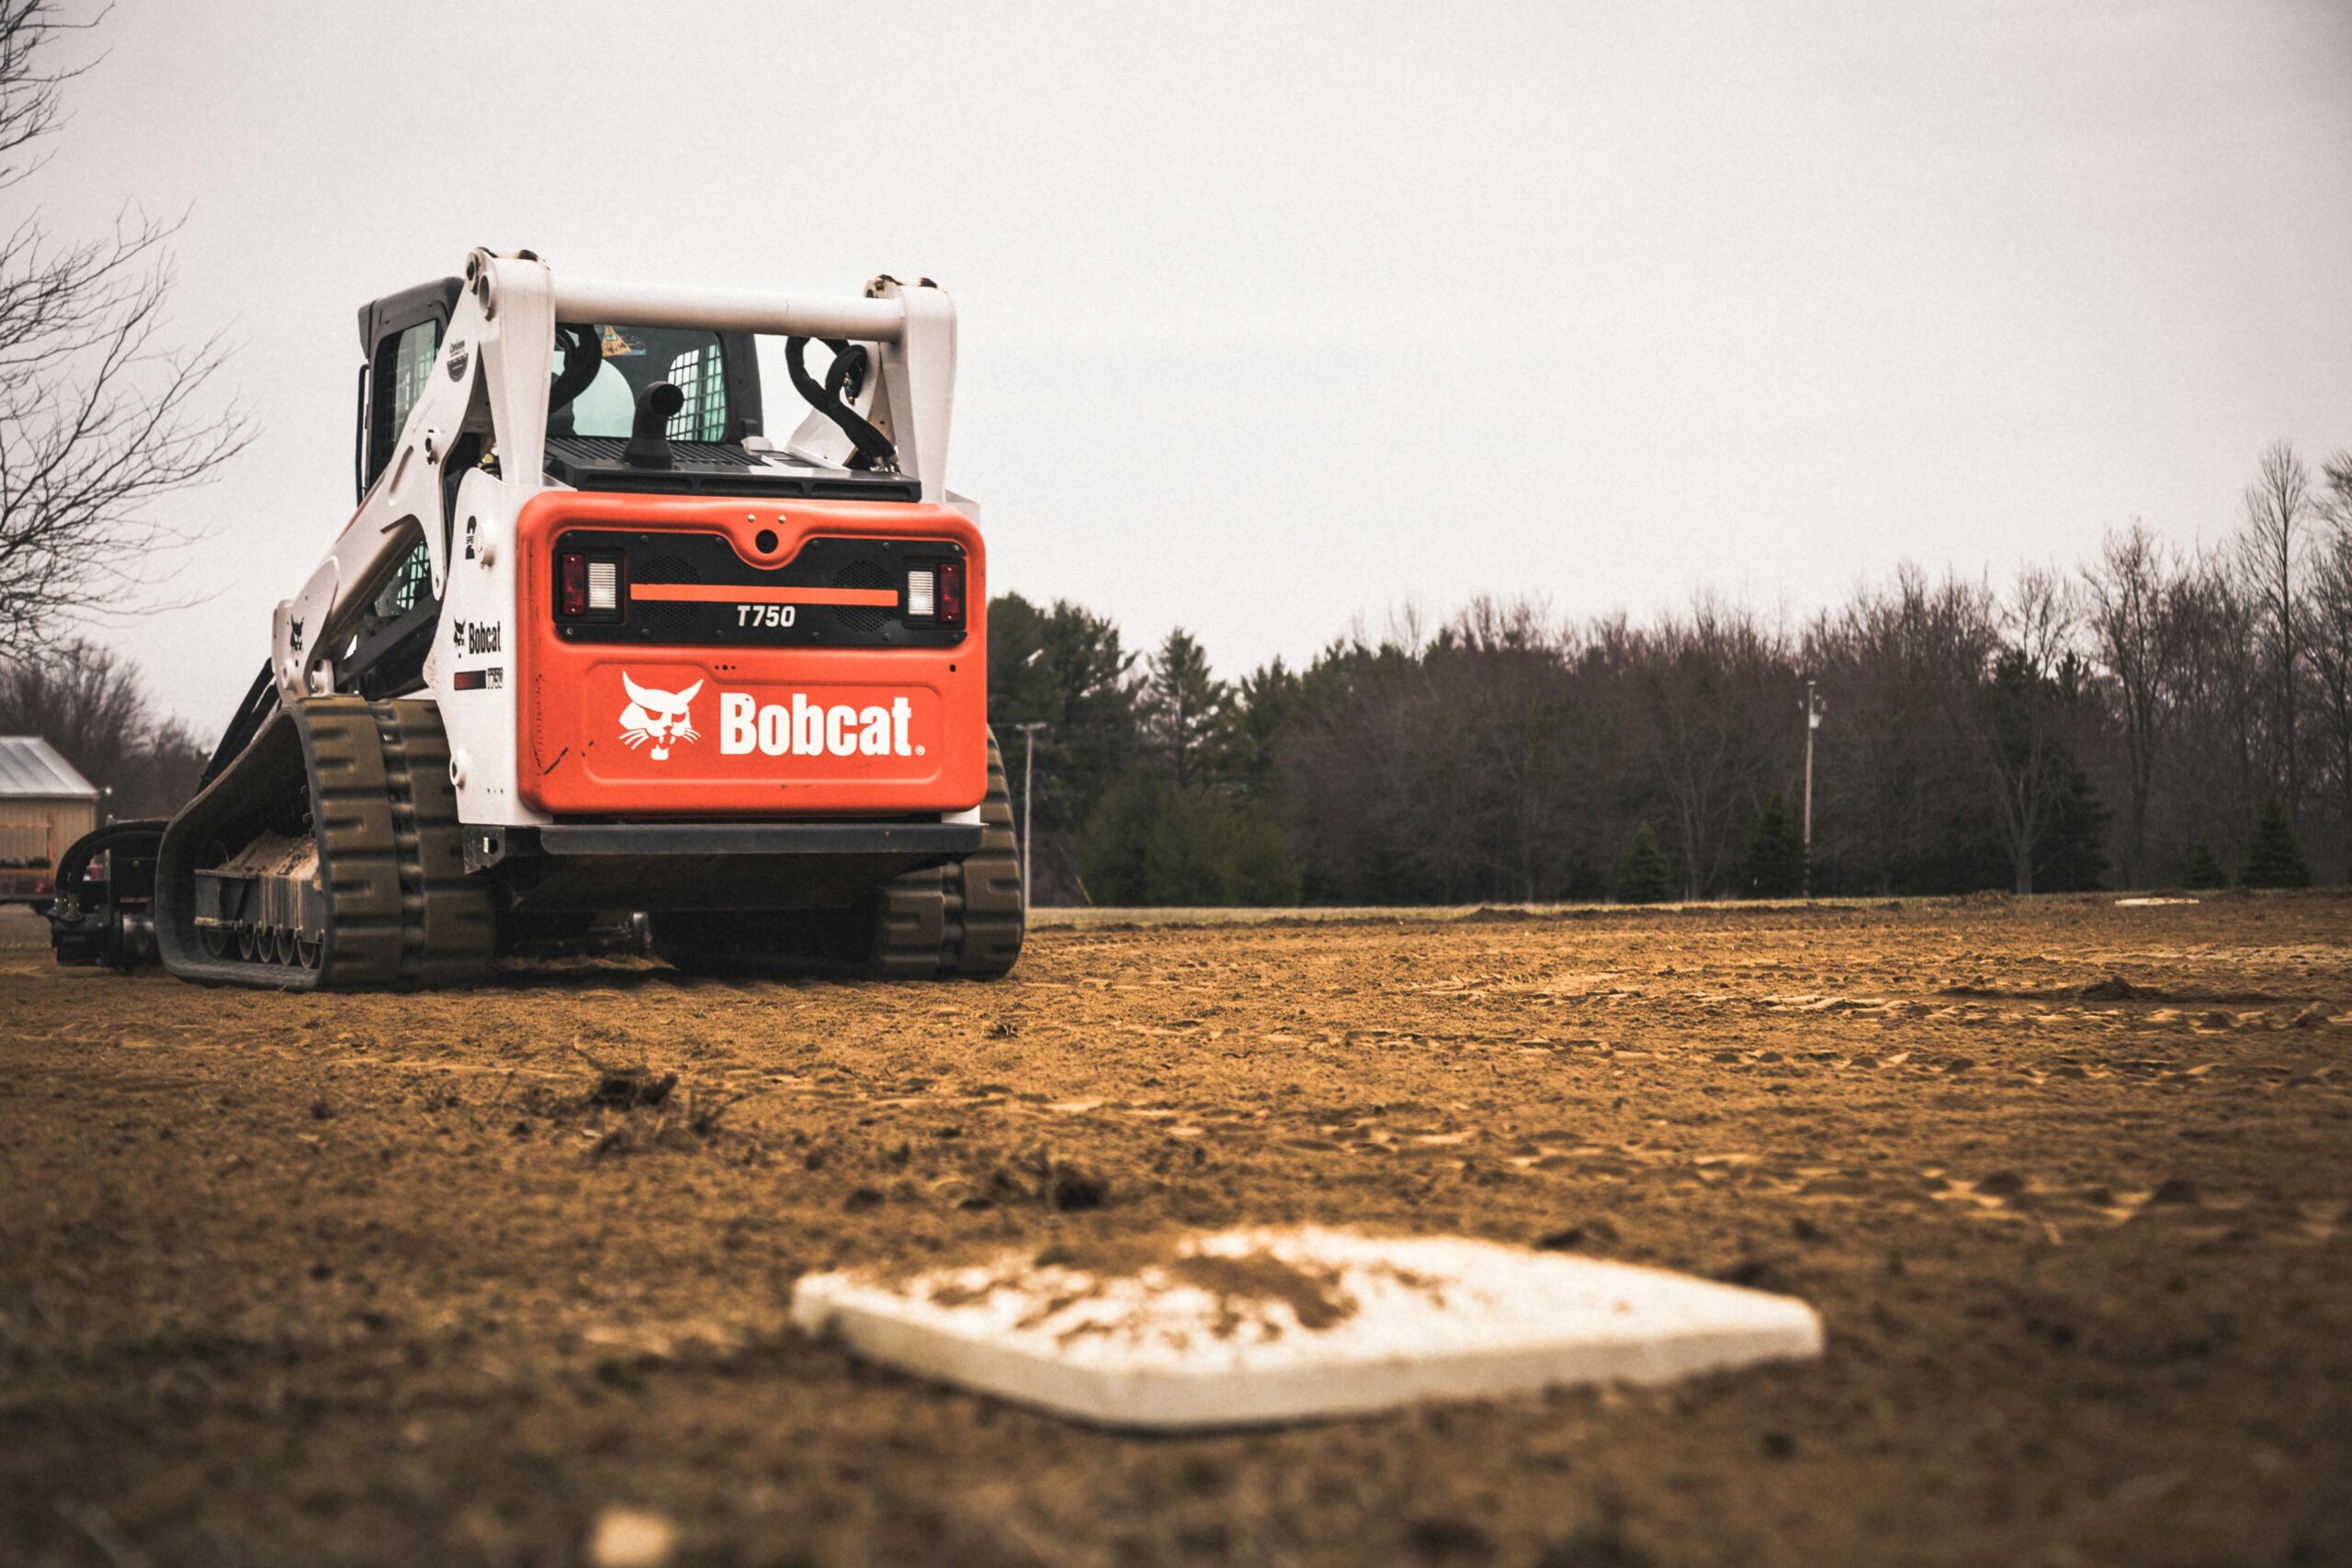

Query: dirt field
[2,894,2348,1567]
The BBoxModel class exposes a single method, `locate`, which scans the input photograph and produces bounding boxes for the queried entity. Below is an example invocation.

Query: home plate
[788,1226,1823,1430]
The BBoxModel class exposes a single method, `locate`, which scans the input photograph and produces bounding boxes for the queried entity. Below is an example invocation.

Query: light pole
[1009,721,1047,907]
[1802,681,1825,898]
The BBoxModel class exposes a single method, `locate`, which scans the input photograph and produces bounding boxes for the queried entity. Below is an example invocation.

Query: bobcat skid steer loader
[47,249,1020,989]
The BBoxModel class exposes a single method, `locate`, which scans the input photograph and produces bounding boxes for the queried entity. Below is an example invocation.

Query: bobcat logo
[619,673,702,761]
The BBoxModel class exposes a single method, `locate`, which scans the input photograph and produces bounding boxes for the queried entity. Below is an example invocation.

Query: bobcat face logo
[619,673,702,761]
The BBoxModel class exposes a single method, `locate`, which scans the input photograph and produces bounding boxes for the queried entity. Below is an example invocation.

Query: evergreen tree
[1217,801,1304,904]
[1140,789,1228,906]
[985,592,1139,820]
[2032,760,2110,893]
[987,593,1141,900]
[1226,657,1301,795]
[1138,627,1230,788]
[2182,835,2225,890]
[1616,822,1675,904]
[1078,765,1302,905]
[2241,795,2312,888]
[1075,764,1160,904]
[1736,789,1806,897]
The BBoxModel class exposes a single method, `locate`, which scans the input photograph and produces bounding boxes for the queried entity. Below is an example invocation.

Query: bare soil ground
[1,894,2347,1567]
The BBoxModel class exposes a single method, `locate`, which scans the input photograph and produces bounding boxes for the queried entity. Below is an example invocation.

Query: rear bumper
[484,820,981,914]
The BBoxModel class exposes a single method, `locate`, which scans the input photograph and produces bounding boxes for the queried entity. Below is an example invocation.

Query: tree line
[990,439,2352,905]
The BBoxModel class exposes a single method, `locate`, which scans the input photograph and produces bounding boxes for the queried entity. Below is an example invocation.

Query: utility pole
[1802,681,1825,898]
[1010,721,1047,907]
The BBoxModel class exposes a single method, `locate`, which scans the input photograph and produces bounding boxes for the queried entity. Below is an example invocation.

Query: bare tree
[2236,440,2312,822]
[1803,566,1996,894]
[1955,567,2087,896]
[1636,593,1791,898]
[2162,551,2266,869]
[0,0,249,657]
[2083,523,2182,886]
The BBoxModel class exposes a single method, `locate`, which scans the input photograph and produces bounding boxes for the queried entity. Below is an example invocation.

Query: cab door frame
[354,277,463,502]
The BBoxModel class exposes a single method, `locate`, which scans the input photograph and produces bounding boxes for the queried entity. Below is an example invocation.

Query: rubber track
[871,731,1024,977]
[373,700,497,986]
[154,697,492,990]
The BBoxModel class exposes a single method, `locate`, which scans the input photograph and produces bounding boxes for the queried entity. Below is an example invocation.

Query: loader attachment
[46,819,166,972]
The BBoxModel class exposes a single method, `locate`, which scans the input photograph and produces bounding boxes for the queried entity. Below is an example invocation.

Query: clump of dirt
[588,1067,676,1109]
[1164,1251,1357,1332]
[1046,1156,1108,1212]
[921,1234,1359,1338]
[2076,976,2160,1002]
[1536,1217,1622,1250]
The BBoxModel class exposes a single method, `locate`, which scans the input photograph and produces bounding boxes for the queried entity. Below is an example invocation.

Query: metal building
[0,737,98,904]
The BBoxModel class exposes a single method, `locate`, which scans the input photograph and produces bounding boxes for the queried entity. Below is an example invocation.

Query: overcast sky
[22,0,2352,728]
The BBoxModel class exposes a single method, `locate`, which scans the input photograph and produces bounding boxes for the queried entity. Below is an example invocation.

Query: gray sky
[23,0,2352,728]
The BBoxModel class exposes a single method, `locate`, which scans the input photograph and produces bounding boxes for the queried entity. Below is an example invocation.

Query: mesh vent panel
[834,559,894,636]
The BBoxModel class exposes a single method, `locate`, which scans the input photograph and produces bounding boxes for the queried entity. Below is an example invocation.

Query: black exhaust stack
[622,381,685,468]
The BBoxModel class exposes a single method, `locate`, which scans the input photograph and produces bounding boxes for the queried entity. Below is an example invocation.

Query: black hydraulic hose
[547,323,603,423]
[200,663,281,788]
[785,336,896,471]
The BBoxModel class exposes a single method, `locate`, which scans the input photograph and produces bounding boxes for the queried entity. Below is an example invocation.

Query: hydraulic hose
[786,337,896,470]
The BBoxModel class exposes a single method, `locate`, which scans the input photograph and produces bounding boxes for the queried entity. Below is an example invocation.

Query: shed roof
[0,736,98,798]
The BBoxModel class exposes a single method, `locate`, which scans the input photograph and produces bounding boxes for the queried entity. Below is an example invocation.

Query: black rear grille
[552,530,963,650]
[630,602,708,641]
[833,559,894,636]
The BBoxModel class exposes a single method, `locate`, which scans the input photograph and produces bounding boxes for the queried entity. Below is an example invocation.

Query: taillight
[555,547,625,623]
[936,560,965,626]
[905,558,966,628]
[559,551,588,617]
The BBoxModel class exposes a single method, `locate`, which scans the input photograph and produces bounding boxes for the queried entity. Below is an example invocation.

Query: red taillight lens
[937,560,965,626]
[559,551,588,617]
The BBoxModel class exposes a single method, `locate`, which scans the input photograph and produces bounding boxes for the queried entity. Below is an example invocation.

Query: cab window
[370,321,440,467]
[550,325,730,442]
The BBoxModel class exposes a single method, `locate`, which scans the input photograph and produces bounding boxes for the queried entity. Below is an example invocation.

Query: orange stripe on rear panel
[629,583,899,606]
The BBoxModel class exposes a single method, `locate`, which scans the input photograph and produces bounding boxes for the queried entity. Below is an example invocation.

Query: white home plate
[789,1226,1823,1430]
